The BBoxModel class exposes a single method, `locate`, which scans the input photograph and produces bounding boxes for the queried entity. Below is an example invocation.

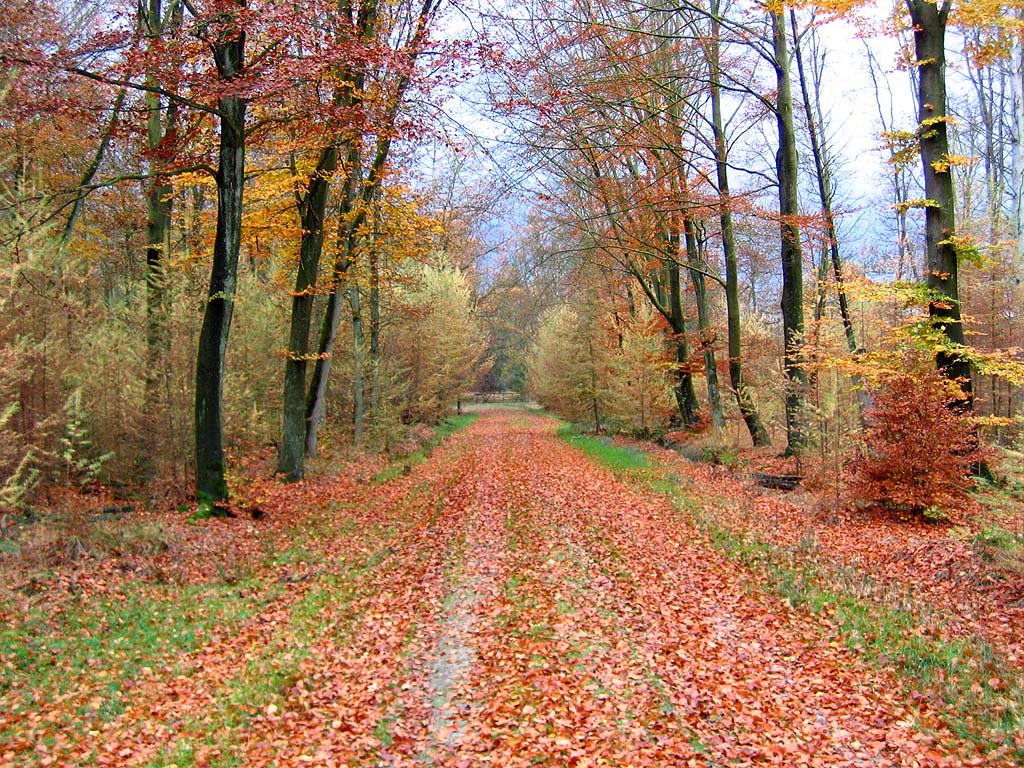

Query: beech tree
[276,0,383,480]
[302,0,443,463]
[704,0,770,446]
[906,0,972,406]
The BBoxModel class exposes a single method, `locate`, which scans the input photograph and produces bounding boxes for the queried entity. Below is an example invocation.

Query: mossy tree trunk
[194,17,246,503]
[772,9,807,454]
[908,0,972,406]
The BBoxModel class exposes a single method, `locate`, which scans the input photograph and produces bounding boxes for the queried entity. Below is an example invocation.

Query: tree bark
[277,145,337,480]
[349,278,365,444]
[684,218,724,431]
[772,10,808,453]
[907,0,972,405]
[708,0,769,447]
[194,17,246,503]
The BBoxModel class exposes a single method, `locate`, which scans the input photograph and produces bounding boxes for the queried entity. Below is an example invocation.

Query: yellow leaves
[356,185,444,268]
[939,234,987,267]
[279,348,330,361]
[171,171,217,194]
[880,129,919,168]
[918,114,958,141]
[931,153,977,173]
[968,347,1024,386]
[892,198,941,214]
[953,0,1021,65]
[972,414,1016,429]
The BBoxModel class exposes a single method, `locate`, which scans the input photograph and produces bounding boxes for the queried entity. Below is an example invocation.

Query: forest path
[62,410,971,767]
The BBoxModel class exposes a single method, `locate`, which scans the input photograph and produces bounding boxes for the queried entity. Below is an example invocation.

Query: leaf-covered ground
[2,410,1021,766]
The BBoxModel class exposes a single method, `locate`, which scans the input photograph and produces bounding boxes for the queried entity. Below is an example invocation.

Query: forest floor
[1,410,1022,767]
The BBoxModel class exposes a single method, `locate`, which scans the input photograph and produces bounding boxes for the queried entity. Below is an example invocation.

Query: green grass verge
[0,581,271,743]
[555,424,648,472]
[144,529,398,767]
[557,427,1024,759]
[372,413,479,483]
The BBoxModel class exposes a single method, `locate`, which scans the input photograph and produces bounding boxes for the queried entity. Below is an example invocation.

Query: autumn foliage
[847,367,984,517]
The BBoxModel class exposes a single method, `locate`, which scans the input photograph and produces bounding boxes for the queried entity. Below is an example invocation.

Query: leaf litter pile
[2,411,1020,766]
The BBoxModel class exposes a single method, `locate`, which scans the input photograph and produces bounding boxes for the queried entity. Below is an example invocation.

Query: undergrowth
[372,414,479,483]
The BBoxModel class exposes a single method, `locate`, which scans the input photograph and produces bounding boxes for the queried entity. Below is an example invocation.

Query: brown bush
[846,367,983,518]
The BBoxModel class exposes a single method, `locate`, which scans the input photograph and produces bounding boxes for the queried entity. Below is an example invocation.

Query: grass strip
[0,580,271,755]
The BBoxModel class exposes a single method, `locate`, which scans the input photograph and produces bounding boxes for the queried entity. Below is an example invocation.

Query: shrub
[55,388,113,487]
[846,367,983,517]
[700,443,741,469]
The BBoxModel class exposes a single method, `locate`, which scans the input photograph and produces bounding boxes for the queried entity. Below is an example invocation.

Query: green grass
[0,580,270,742]
[558,427,1024,759]
[970,479,1024,578]
[705,524,1024,750]
[144,536,398,767]
[372,414,479,483]
[265,542,323,568]
[555,424,648,472]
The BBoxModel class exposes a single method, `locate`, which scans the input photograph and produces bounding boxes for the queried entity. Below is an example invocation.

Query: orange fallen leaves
[3,412,1016,766]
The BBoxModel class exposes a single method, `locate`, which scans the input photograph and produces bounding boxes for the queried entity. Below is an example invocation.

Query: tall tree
[906,0,972,406]
[772,8,807,453]
[1014,15,1024,264]
[705,0,769,446]
[194,0,248,504]
[304,0,441,457]
[790,11,857,357]
[684,217,725,431]
[140,0,180,479]
[277,0,381,480]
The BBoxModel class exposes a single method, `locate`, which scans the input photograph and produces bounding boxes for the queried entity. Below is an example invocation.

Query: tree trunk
[587,335,603,433]
[665,240,700,427]
[143,142,173,475]
[305,142,363,457]
[194,22,245,504]
[368,246,381,426]
[790,10,857,356]
[773,10,807,453]
[684,218,724,431]
[791,12,870,425]
[277,145,337,480]
[1012,13,1024,266]
[709,0,769,446]
[907,0,972,405]
[304,0,434,453]
[349,279,365,444]
[61,90,125,247]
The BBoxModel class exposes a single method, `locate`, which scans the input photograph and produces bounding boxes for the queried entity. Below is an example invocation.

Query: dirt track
[22,411,978,767]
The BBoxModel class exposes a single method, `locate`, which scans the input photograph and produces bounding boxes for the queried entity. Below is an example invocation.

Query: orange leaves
[847,365,985,517]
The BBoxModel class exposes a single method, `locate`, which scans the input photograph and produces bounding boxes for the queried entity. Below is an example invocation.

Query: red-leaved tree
[848,367,983,517]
